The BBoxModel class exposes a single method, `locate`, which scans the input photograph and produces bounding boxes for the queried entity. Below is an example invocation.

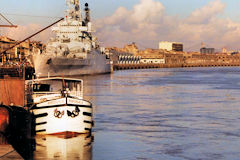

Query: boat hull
[33,50,112,77]
[32,97,93,135]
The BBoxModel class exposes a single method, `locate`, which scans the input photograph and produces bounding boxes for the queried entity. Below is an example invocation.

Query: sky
[1,0,240,51]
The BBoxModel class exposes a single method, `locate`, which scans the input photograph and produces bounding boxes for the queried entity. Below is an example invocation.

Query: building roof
[159,41,183,44]
[0,36,16,43]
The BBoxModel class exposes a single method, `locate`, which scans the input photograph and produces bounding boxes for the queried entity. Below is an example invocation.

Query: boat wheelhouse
[26,77,93,135]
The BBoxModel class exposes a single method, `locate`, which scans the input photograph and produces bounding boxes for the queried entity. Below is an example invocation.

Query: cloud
[1,23,53,42]
[95,0,166,48]
[187,0,225,24]
[2,0,240,52]
[95,0,240,51]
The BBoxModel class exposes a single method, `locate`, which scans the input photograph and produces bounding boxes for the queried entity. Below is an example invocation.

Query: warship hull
[33,52,112,77]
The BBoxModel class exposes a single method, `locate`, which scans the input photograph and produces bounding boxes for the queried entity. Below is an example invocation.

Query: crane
[0,13,17,28]
[0,17,64,56]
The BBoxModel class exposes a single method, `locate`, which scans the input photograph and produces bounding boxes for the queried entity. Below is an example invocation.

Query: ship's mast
[66,0,82,21]
[84,3,90,24]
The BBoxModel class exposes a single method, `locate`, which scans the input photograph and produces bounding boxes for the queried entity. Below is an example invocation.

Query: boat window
[65,81,82,91]
[33,84,50,92]
[77,83,81,91]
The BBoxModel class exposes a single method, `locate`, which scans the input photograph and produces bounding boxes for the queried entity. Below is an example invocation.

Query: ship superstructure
[33,0,112,77]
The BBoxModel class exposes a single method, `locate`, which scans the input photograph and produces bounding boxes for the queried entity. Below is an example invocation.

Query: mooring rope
[0,149,16,159]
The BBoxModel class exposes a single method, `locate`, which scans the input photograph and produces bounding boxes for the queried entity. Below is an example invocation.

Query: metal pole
[0,13,14,26]
[0,25,17,28]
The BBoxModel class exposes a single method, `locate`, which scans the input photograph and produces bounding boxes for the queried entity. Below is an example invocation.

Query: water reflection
[34,134,93,160]
[81,68,240,159]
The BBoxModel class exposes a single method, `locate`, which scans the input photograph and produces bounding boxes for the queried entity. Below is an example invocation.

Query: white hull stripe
[34,98,92,109]
[33,104,92,110]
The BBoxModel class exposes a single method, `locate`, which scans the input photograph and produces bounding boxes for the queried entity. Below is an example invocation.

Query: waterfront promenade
[0,145,23,160]
[110,43,240,71]
[114,62,240,70]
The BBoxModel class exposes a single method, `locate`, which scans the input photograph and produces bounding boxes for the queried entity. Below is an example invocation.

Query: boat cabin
[26,77,83,104]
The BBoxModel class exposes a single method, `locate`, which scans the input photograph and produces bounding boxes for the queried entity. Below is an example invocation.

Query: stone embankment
[108,43,240,70]
[114,62,240,70]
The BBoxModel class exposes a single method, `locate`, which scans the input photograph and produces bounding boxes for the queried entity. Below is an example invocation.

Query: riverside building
[200,47,215,54]
[159,41,183,52]
[0,36,44,64]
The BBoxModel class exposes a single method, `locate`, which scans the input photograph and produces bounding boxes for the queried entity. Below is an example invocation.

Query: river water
[11,67,240,160]
[82,67,240,160]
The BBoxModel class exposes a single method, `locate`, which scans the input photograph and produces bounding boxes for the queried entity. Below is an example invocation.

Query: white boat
[33,0,112,77]
[26,77,93,135]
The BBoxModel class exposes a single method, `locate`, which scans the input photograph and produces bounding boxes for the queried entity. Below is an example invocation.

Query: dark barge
[0,66,35,159]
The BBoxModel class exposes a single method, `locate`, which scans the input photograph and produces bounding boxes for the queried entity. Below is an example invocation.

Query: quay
[114,63,181,70]
[0,104,35,160]
[109,43,240,71]
[0,145,23,160]
[114,62,240,70]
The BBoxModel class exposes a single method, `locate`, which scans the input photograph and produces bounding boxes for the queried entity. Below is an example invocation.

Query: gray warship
[33,0,112,77]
